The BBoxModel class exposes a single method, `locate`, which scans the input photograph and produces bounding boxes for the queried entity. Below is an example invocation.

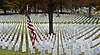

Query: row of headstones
[0,23,100,55]
[30,14,100,23]
[0,23,57,55]
[34,23,99,35]
[33,24,98,42]
[0,23,18,49]
[33,24,84,55]
[61,29,100,55]
[0,10,19,13]
[55,23,100,55]
[0,15,24,23]
[0,23,15,32]
[56,24,100,39]
[35,23,91,36]
[34,24,55,55]
[54,23,100,55]
[0,23,34,54]
[0,23,53,55]
[14,23,36,54]
[0,14,100,24]
[34,24,100,55]
[52,24,99,41]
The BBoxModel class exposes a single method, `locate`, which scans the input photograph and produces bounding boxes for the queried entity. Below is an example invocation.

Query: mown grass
[0,46,30,55]
[0,22,52,55]
[0,45,52,55]
[0,18,100,55]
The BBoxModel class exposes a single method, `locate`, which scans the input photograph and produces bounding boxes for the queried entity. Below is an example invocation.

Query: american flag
[25,5,36,47]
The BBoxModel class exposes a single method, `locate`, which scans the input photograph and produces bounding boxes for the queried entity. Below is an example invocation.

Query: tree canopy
[0,0,100,14]
[0,0,100,34]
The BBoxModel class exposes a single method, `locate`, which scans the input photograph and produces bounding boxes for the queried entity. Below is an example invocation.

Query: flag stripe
[26,12,36,47]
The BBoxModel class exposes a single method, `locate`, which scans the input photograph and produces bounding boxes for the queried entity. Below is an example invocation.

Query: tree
[1,0,20,14]
[20,0,55,34]
[2,0,12,14]
[12,1,20,13]
[0,0,3,8]
[48,0,54,34]
[83,0,96,18]
[19,0,100,34]
[95,0,100,11]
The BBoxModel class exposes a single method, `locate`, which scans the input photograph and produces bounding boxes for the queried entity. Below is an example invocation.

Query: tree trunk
[15,10,17,13]
[4,9,7,15]
[0,0,3,8]
[34,4,36,13]
[60,4,63,14]
[89,6,91,18]
[48,0,54,35]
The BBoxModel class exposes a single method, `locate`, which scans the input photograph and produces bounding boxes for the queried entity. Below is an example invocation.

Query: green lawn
[0,46,52,55]
[1,47,100,55]
[0,19,100,55]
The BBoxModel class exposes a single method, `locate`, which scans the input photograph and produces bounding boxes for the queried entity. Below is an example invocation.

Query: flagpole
[26,5,31,22]
[27,5,28,11]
